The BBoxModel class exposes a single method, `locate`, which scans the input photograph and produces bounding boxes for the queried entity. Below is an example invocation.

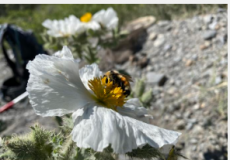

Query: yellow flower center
[88,76,127,111]
[80,12,92,23]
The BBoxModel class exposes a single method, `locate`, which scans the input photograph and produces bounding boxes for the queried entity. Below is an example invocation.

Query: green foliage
[126,144,164,159]
[0,117,175,160]
[130,79,153,107]
[1,124,54,160]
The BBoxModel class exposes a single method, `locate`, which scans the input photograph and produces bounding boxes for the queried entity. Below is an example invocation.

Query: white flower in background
[80,7,119,30]
[80,12,101,31]
[42,15,85,37]
[93,7,119,30]
[26,46,181,154]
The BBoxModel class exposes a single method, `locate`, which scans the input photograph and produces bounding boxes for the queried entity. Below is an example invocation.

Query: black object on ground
[0,24,48,102]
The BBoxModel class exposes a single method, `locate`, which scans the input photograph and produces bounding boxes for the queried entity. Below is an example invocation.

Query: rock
[176,120,185,130]
[203,15,214,24]
[200,102,206,108]
[192,54,198,61]
[165,25,172,31]
[173,57,182,64]
[124,16,156,32]
[220,33,227,44]
[163,44,172,52]
[146,65,154,72]
[137,56,149,68]
[200,41,211,50]
[208,21,218,30]
[203,30,217,40]
[186,122,194,130]
[148,32,157,41]
[214,24,221,30]
[192,146,197,151]
[167,87,177,95]
[193,104,200,110]
[146,72,168,86]
[114,49,132,64]
[190,138,198,144]
[215,76,222,85]
[185,59,194,66]
[158,20,171,27]
[154,34,165,47]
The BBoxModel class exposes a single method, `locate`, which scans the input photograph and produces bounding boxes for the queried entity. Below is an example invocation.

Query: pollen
[80,12,92,23]
[88,77,127,111]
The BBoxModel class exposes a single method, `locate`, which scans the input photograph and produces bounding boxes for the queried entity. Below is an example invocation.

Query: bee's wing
[122,74,133,82]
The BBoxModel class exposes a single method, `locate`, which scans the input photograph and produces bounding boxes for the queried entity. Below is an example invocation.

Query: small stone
[154,34,165,47]
[200,41,211,50]
[175,112,182,119]
[185,60,194,66]
[215,24,221,30]
[176,120,185,130]
[193,104,200,110]
[193,125,203,133]
[183,111,191,119]
[215,76,222,84]
[148,32,157,41]
[192,146,197,151]
[200,102,206,108]
[165,25,172,31]
[158,20,170,27]
[173,57,182,63]
[137,56,149,69]
[208,21,218,30]
[163,44,172,52]
[167,87,177,95]
[146,65,154,72]
[114,49,132,64]
[220,34,227,44]
[203,30,217,40]
[203,15,213,24]
[190,138,198,144]
[186,122,194,130]
[175,80,182,86]
[146,72,168,86]
[169,79,175,85]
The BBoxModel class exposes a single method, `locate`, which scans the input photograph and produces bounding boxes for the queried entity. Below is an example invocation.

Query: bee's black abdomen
[124,90,130,97]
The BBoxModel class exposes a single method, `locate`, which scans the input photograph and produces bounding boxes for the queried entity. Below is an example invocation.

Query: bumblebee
[103,70,132,97]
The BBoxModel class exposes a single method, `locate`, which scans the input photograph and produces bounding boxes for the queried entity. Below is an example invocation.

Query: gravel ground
[0,9,228,160]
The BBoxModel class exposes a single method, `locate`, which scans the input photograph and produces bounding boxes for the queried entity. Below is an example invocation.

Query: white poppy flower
[80,12,101,31]
[42,15,85,37]
[92,7,119,30]
[26,46,181,154]
[80,7,118,31]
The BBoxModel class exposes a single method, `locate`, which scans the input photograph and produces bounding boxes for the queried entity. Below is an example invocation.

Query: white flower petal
[159,144,174,156]
[26,46,94,117]
[83,21,101,31]
[54,46,74,60]
[42,19,53,29]
[42,15,85,37]
[71,105,181,154]
[79,63,103,90]
[92,7,118,30]
[117,98,153,123]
